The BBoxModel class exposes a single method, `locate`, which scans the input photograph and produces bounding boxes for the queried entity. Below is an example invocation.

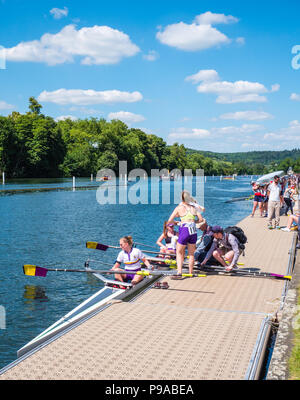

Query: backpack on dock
[224,226,247,250]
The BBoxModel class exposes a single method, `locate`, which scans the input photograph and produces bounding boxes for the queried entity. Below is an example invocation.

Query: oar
[196,265,291,281]
[23,265,207,278]
[133,242,158,250]
[86,241,176,258]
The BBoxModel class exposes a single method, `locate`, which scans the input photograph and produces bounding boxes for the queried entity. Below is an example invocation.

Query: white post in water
[220,175,223,181]
[205,176,207,183]
[2,172,4,184]
[73,176,75,191]
[91,174,93,181]
[124,173,127,186]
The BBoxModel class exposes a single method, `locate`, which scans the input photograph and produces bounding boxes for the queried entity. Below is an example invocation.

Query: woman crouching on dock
[112,236,153,287]
[167,191,204,277]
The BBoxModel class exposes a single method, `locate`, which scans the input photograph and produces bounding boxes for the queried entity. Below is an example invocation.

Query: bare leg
[212,249,227,268]
[176,243,186,274]
[187,243,196,274]
[251,201,258,216]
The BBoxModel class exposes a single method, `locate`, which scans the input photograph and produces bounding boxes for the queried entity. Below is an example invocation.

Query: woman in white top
[112,236,152,287]
[156,221,178,255]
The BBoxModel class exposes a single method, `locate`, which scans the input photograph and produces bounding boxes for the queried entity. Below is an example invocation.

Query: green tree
[28,97,42,114]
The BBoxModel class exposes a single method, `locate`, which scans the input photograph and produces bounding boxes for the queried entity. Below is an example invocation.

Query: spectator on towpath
[267,175,282,230]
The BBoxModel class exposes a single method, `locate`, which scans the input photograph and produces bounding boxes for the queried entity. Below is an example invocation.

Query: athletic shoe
[281,227,291,232]
[275,226,281,230]
[268,225,273,230]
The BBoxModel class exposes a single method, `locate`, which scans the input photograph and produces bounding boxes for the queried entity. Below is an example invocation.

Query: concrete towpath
[0,211,297,380]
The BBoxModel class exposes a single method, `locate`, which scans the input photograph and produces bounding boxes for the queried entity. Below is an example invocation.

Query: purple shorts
[125,269,141,281]
[178,225,197,245]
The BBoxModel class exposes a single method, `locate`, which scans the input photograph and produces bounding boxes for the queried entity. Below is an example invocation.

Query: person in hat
[200,226,242,272]
[156,221,178,255]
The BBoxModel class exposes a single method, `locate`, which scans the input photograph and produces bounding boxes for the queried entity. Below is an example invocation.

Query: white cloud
[108,111,145,124]
[38,89,143,105]
[4,24,140,65]
[50,7,68,19]
[143,50,159,61]
[219,110,274,121]
[156,11,239,51]
[263,120,300,142]
[168,127,211,140]
[55,115,78,121]
[212,124,263,135]
[186,69,276,104]
[290,93,300,101]
[271,84,280,92]
[0,100,14,110]
[185,69,219,84]
[236,37,245,45]
[194,11,238,25]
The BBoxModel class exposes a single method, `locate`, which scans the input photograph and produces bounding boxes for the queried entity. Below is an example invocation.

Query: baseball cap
[211,225,223,234]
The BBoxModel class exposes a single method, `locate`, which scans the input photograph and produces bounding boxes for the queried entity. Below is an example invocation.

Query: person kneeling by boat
[194,225,217,265]
[200,226,242,272]
[112,236,153,288]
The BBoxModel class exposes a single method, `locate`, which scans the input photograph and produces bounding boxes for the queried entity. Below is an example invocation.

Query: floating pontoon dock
[0,213,298,380]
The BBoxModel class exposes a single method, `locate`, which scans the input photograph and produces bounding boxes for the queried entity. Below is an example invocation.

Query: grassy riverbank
[288,286,300,379]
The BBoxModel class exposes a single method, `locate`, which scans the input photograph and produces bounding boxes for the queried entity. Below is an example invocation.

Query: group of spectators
[250,174,300,230]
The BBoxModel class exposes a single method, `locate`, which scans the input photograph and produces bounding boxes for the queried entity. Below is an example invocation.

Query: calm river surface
[0,176,254,369]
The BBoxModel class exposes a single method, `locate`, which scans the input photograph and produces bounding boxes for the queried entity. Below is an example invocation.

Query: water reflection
[23,285,49,303]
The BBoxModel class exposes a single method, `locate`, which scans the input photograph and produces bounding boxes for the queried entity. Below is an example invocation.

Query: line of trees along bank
[0,98,299,178]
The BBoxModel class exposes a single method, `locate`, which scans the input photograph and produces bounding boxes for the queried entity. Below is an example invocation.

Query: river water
[0,176,254,369]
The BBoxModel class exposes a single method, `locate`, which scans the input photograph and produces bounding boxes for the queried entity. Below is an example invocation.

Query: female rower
[250,182,263,217]
[156,221,178,255]
[112,236,153,287]
[167,191,204,277]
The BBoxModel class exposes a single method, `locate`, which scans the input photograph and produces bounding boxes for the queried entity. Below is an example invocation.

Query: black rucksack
[224,226,247,250]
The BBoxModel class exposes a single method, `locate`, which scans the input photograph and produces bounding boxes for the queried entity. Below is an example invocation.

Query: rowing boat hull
[17,274,157,358]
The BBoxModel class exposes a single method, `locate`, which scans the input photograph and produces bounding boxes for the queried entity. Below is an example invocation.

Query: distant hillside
[186,148,300,165]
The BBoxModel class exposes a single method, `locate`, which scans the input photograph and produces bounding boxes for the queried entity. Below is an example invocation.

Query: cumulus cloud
[50,7,68,19]
[219,110,274,121]
[290,93,300,101]
[0,100,14,110]
[213,124,263,136]
[108,111,145,124]
[55,115,78,121]
[185,69,277,104]
[168,127,211,140]
[263,120,300,142]
[38,89,143,105]
[4,24,140,65]
[143,50,159,61]
[156,12,238,51]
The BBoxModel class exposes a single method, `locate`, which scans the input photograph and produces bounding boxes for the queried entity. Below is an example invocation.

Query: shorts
[178,225,197,245]
[124,268,141,281]
[254,195,263,203]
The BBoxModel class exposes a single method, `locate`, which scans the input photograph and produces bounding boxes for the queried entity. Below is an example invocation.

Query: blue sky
[1,0,300,152]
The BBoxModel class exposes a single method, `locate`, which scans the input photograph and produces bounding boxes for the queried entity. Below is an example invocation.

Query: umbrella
[256,170,285,185]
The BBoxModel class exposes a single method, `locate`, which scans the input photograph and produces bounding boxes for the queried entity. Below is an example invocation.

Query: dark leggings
[284,198,293,215]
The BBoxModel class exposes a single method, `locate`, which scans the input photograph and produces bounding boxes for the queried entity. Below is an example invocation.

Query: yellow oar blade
[23,265,48,277]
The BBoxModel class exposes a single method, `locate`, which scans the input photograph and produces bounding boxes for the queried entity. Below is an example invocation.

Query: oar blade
[23,265,48,277]
[86,241,109,251]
